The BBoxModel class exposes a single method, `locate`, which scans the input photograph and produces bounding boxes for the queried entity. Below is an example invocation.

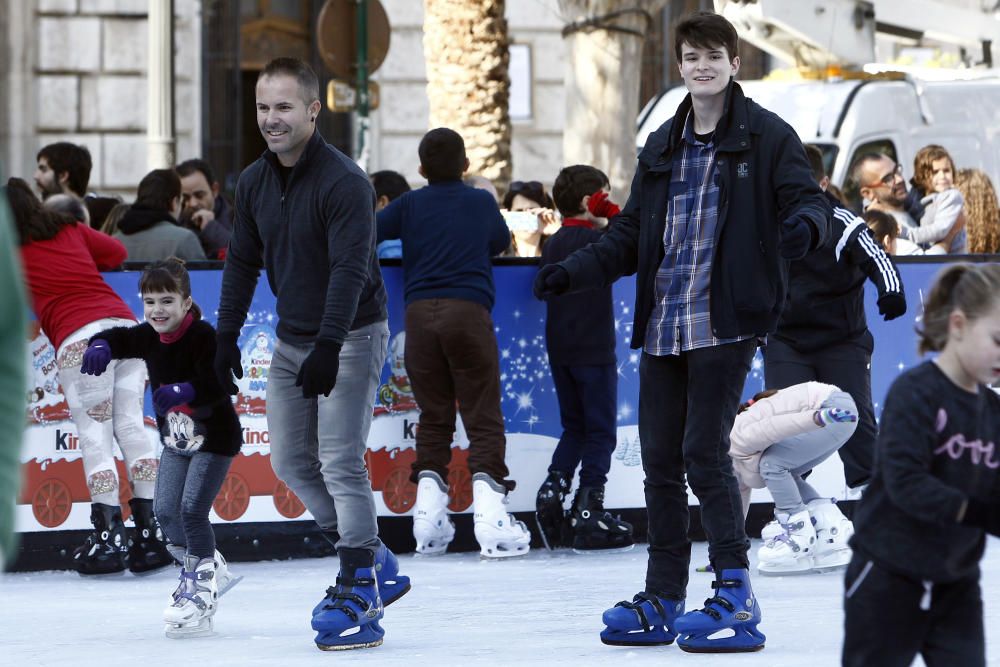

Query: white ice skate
[807,498,854,572]
[164,556,218,639]
[757,510,816,576]
[413,471,455,555]
[213,549,243,596]
[760,518,782,542]
[472,473,530,559]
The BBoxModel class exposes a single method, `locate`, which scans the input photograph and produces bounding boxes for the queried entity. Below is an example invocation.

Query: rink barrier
[11,256,991,571]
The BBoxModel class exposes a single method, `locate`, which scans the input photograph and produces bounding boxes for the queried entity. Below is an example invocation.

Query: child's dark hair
[804,144,826,184]
[4,177,74,245]
[738,389,779,414]
[139,257,202,320]
[917,263,1000,355]
[502,180,555,210]
[863,209,897,244]
[552,165,609,218]
[418,128,466,182]
[674,11,739,61]
[371,170,411,202]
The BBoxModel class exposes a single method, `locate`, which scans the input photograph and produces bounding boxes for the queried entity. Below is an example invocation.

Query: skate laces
[172,568,212,611]
[698,578,741,620]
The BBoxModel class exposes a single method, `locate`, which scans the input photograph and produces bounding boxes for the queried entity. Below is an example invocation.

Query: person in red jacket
[6,177,171,576]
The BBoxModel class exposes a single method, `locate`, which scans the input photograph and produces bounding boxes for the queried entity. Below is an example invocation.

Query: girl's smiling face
[143,291,192,334]
[930,157,955,193]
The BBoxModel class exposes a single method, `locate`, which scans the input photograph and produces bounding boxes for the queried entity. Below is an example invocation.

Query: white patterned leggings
[56,319,158,506]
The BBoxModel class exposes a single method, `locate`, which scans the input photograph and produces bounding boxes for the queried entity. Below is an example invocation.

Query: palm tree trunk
[423,0,512,190]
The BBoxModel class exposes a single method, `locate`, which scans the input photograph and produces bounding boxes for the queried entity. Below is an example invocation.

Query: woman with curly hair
[954,168,1000,254]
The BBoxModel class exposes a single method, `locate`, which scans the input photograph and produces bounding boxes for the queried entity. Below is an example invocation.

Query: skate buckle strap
[616,592,666,632]
[323,575,378,622]
[698,579,740,620]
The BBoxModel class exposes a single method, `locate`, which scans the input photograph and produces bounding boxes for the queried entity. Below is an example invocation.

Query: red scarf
[561,217,595,229]
[160,312,194,343]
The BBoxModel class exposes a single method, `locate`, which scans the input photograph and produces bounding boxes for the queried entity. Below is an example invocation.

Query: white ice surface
[3,538,998,666]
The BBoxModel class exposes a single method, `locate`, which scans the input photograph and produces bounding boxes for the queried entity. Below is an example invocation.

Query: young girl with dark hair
[81,258,243,638]
[6,177,171,577]
[843,263,1000,667]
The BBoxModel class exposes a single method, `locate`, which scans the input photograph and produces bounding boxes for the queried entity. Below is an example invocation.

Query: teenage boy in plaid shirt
[534,11,830,653]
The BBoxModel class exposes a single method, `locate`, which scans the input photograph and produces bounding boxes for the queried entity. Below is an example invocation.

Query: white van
[636,73,1000,211]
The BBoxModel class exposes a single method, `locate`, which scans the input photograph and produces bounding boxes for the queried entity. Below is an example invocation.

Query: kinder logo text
[55,429,79,450]
[242,427,270,446]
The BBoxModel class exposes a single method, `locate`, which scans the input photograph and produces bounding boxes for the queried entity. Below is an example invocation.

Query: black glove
[877,292,907,321]
[296,339,343,398]
[214,331,243,395]
[532,264,571,300]
[778,214,813,260]
[962,497,1000,537]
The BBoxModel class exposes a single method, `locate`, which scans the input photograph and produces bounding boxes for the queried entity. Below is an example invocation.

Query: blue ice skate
[600,591,685,646]
[312,544,410,617]
[674,569,765,653]
[311,549,385,651]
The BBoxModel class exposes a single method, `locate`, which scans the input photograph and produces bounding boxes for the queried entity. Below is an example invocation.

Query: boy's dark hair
[258,57,320,104]
[371,170,411,202]
[418,128,467,182]
[804,145,826,184]
[863,209,897,243]
[36,142,93,196]
[139,257,202,320]
[674,11,739,61]
[176,158,216,186]
[4,177,74,245]
[135,169,182,213]
[552,165,609,218]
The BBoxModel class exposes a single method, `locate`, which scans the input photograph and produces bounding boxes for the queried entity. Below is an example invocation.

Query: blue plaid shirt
[644,113,753,356]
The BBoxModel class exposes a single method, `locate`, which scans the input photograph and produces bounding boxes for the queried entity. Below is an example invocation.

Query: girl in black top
[843,263,1000,667]
[81,258,242,638]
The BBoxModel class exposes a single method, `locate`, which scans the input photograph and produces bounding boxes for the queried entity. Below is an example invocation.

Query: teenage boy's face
[678,42,739,98]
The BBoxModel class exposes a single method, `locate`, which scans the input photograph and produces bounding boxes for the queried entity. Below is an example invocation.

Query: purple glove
[153,382,195,416]
[814,407,857,426]
[81,339,112,376]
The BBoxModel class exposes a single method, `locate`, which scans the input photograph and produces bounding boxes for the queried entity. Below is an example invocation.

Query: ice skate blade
[165,618,214,639]
[757,565,815,576]
[678,642,765,654]
[412,549,447,558]
[572,543,635,556]
[75,568,126,578]
[217,574,243,597]
[600,631,676,647]
[478,547,529,560]
[316,638,383,651]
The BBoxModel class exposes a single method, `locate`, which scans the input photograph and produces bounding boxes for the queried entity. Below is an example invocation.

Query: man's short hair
[418,128,467,182]
[674,11,739,61]
[135,169,182,212]
[176,158,216,186]
[371,170,411,202]
[36,142,92,196]
[850,153,888,187]
[804,145,825,184]
[258,57,320,104]
[552,165,610,218]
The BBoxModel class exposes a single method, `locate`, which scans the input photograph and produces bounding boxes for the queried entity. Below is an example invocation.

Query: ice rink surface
[4,538,998,666]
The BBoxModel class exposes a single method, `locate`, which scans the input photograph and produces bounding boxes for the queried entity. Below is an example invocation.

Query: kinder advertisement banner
[17,262,944,533]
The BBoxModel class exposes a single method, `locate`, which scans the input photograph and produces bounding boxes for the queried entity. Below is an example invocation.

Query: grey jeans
[266,320,389,552]
[759,391,858,515]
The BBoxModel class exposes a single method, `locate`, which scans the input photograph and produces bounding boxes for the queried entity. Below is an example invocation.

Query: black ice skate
[127,498,174,575]
[535,470,572,550]
[72,503,129,576]
[569,487,634,554]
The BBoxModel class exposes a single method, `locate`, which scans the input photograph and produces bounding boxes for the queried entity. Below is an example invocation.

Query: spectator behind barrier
[176,158,234,259]
[853,153,919,235]
[954,167,1000,254]
[44,193,90,226]
[100,203,131,237]
[34,142,92,200]
[501,180,558,257]
[115,169,206,262]
[906,145,968,254]
[371,170,411,259]
[463,174,500,204]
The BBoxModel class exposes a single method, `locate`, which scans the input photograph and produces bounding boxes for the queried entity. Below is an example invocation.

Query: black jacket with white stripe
[771,191,903,354]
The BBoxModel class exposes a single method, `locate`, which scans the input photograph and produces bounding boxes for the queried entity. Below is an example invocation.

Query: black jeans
[549,363,617,488]
[639,340,756,598]
[842,554,985,667]
[764,337,876,488]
